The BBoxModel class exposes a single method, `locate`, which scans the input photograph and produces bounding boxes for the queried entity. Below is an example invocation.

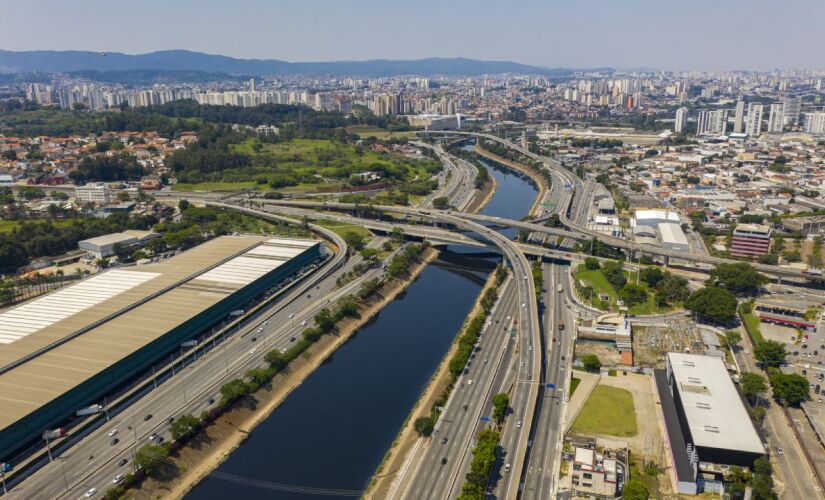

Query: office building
[745,103,763,136]
[767,103,784,133]
[655,353,765,495]
[0,236,322,460]
[75,183,112,205]
[674,107,688,133]
[732,99,745,133]
[730,223,771,259]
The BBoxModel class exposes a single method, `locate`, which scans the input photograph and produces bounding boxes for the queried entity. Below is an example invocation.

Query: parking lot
[783,322,825,404]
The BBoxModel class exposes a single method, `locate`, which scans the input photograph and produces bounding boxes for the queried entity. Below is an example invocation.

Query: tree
[655,273,689,304]
[360,247,380,261]
[492,393,510,424]
[390,226,405,243]
[582,354,601,372]
[754,340,786,368]
[709,263,767,295]
[335,295,359,318]
[414,416,434,437]
[601,261,627,289]
[314,307,335,331]
[134,444,169,473]
[740,372,768,404]
[178,199,190,211]
[342,230,365,251]
[622,479,649,500]
[116,191,131,202]
[432,197,449,209]
[723,330,742,350]
[639,267,664,288]
[619,283,648,306]
[219,379,250,406]
[769,370,808,406]
[169,414,200,440]
[685,286,737,323]
[265,349,287,371]
[750,457,776,499]
[583,257,600,270]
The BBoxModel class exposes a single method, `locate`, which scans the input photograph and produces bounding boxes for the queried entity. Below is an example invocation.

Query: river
[186,148,538,499]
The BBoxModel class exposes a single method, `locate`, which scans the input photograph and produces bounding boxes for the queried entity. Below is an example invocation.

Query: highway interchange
[6,131,824,500]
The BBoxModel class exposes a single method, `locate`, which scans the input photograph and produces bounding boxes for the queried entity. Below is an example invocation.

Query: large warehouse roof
[667,352,764,455]
[0,235,319,432]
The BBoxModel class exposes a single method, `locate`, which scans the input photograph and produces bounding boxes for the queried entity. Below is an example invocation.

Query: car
[802,344,809,350]
[777,447,784,456]
[528,346,533,351]
[300,320,307,327]
[520,361,525,367]
[794,351,800,356]
[154,436,164,445]
[143,414,152,421]
[442,437,448,444]
[484,358,488,363]
[84,488,97,497]
[803,369,808,376]
[118,458,128,467]
[110,438,119,446]
[249,348,257,354]
[168,416,175,424]
[251,337,257,342]
[468,380,473,385]
[521,303,526,308]
[516,420,522,428]
[441,457,448,465]
[113,474,124,484]
[257,327,263,333]
[504,463,511,472]
[207,398,215,405]
[149,433,158,441]
[108,429,118,437]
[289,336,296,342]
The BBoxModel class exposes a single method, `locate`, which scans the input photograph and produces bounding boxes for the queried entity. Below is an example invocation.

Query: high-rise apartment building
[696,110,727,136]
[782,96,801,126]
[745,103,763,136]
[733,99,745,133]
[804,112,825,136]
[674,107,688,133]
[767,103,785,133]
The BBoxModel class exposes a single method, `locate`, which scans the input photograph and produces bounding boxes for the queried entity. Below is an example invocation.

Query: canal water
[187,149,538,500]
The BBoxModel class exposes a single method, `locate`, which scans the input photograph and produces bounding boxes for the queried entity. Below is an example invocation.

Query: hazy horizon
[1,0,824,71]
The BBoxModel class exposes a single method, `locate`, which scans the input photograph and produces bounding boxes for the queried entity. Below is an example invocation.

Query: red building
[730,223,771,259]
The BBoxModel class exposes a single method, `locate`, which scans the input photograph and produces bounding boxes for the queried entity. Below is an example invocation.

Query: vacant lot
[570,385,637,437]
[313,219,373,239]
[345,125,418,140]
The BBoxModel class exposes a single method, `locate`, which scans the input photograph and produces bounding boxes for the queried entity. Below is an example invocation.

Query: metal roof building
[0,235,321,460]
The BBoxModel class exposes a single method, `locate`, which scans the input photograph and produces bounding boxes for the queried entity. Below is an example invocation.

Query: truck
[558,320,565,331]
[75,404,104,417]
[42,428,66,440]
[557,284,563,293]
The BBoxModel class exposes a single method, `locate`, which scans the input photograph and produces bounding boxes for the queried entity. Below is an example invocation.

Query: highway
[520,264,574,500]
[394,279,518,500]
[412,141,477,211]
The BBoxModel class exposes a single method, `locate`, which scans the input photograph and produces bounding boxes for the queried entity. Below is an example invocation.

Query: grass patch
[628,454,661,498]
[571,385,637,437]
[741,311,765,344]
[313,219,373,239]
[574,265,675,315]
[0,218,76,233]
[345,125,418,139]
[569,377,581,397]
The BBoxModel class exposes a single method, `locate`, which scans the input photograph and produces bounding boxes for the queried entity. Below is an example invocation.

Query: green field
[0,219,76,233]
[574,264,674,315]
[570,385,637,437]
[172,181,259,192]
[741,310,765,344]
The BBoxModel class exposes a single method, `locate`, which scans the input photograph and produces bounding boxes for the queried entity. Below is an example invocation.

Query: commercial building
[78,230,159,258]
[75,182,112,205]
[729,223,771,259]
[655,353,765,494]
[569,446,620,497]
[658,221,690,252]
[0,235,322,460]
[630,209,689,252]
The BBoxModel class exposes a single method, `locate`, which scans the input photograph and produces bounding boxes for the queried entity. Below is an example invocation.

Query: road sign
[479,416,490,422]
[181,340,198,347]
[546,383,556,389]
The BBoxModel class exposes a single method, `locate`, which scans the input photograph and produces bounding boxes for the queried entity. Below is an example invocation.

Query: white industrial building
[406,113,460,131]
[75,183,112,205]
[631,210,689,252]
[78,230,159,258]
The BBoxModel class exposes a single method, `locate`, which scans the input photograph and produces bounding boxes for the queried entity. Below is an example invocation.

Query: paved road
[395,279,518,500]
[520,264,574,500]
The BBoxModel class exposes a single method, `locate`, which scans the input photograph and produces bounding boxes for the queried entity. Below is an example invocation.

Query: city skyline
[1,0,824,71]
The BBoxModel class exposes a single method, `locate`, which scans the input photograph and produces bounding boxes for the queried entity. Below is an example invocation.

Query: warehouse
[0,235,322,460]
[655,352,765,494]
[77,230,159,258]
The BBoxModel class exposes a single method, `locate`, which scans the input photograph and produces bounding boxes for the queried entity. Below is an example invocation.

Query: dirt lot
[574,340,622,367]
[632,321,704,369]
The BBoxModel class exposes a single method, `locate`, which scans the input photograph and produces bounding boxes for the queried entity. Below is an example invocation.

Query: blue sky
[0,0,822,70]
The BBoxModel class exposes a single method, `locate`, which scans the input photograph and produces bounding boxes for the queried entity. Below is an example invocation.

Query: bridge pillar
[664,255,670,267]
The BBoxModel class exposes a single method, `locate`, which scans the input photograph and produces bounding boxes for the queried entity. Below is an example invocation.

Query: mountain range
[0,49,602,78]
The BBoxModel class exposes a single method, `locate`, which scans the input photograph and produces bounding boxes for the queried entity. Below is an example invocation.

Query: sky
[0,0,823,71]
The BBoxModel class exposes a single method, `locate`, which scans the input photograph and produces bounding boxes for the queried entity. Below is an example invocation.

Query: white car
[521,303,526,308]
[108,429,118,437]
[84,488,97,497]
[467,380,473,385]
[516,420,522,428]
[300,320,307,327]
[113,474,124,484]
[249,348,257,355]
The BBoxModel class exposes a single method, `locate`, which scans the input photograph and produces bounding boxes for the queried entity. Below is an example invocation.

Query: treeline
[445,143,490,189]
[477,139,553,186]
[0,213,157,273]
[457,429,501,500]
[569,137,623,148]
[69,153,149,184]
